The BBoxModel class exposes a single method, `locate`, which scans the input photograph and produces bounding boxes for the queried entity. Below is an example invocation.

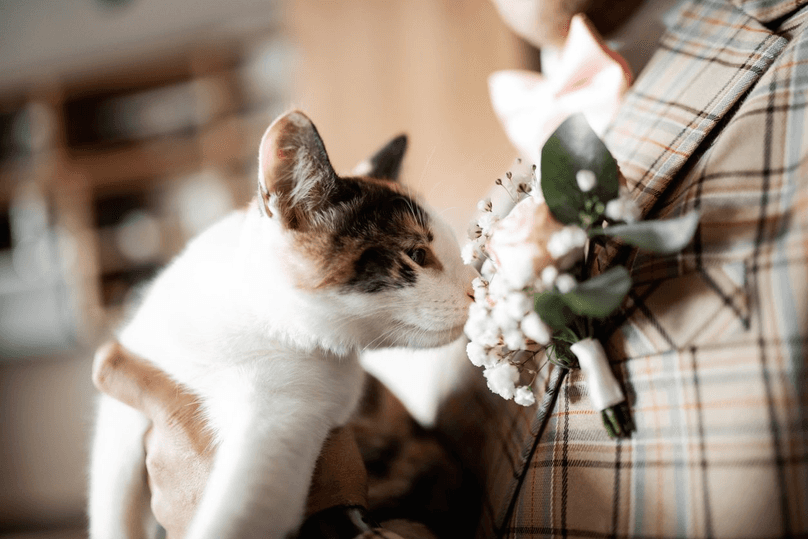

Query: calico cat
[88,110,475,539]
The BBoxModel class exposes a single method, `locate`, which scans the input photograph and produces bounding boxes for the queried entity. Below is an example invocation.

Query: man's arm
[92,341,428,539]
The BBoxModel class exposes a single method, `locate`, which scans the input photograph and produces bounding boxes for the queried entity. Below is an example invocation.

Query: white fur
[89,192,475,538]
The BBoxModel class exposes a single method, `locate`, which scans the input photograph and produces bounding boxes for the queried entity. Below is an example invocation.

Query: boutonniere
[463,114,699,438]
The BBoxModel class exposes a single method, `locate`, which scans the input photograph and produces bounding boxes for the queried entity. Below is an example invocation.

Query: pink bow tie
[489,15,632,167]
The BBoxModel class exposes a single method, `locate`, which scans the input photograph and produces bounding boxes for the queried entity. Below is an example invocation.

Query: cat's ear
[352,134,408,181]
[257,110,337,230]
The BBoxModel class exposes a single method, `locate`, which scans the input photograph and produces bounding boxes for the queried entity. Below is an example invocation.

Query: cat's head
[248,110,475,353]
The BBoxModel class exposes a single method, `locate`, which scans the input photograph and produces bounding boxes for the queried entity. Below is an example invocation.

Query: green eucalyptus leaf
[534,291,577,332]
[541,114,619,224]
[560,266,632,318]
[599,211,700,254]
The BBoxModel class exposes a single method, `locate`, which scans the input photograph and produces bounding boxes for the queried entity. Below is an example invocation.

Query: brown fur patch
[288,175,440,292]
[350,375,468,538]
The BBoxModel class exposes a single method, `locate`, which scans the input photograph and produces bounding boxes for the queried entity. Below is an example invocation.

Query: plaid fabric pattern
[435,1,808,538]
[435,363,552,538]
[730,0,808,23]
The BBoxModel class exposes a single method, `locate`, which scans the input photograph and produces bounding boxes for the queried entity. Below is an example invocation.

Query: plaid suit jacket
[427,1,808,538]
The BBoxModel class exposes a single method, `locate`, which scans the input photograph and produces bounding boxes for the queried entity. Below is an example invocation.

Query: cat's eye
[406,248,427,266]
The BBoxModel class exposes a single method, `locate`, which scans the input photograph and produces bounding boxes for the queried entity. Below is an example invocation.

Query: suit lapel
[604,0,788,220]
[729,0,808,23]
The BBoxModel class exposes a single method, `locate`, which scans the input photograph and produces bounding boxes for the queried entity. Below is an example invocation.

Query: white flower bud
[488,275,509,300]
[461,242,479,265]
[477,197,493,212]
[483,362,520,400]
[514,386,536,406]
[485,345,506,368]
[464,318,484,341]
[469,300,489,318]
[472,277,489,303]
[505,291,531,319]
[541,266,559,288]
[547,226,588,259]
[492,301,519,332]
[477,212,500,235]
[504,328,526,351]
[605,190,641,223]
[521,311,551,344]
[556,273,577,294]
[466,341,489,367]
[477,327,501,348]
[464,302,490,340]
[575,169,597,192]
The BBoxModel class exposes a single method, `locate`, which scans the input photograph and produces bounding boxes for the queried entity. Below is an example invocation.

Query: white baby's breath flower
[472,277,489,304]
[468,222,483,240]
[464,301,490,340]
[477,212,500,235]
[481,258,497,280]
[521,311,551,344]
[488,275,510,300]
[575,169,597,192]
[477,327,501,349]
[469,300,489,319]
[504,328,526,351]
[472,276,487,290]
[509,157,536,185]
[514,386,536,406]
[477,197,493,212]
[541,266,559,288]
[461,242,479,265]
[547,226,588,259]
[495,247,535,290]
[556,273,577,294]
[486,345,507,368]
[466,341,489,367]
[492,301,519,332]
[605,188,641,223]
[483,362,520,400]
[505,291,531,319]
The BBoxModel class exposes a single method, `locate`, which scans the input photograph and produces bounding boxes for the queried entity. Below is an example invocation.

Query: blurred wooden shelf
[70,136,200,190]
[0,39,284,353]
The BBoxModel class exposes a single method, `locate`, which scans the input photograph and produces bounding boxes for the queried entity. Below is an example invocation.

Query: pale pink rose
[486,197,565,289]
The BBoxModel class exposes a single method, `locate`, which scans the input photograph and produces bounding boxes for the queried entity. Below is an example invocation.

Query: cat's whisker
[427,178,448,204]
[361,320,410,351]
[437,206,458,218]
[416,144,438,194]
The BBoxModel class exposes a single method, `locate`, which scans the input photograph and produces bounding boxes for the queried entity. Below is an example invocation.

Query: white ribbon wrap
[570,338,625,411]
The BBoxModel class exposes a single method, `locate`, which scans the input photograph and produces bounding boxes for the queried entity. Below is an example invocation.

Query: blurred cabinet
[0,39,290,359]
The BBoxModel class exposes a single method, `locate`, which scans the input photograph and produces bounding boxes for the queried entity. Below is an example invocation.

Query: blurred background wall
[0,0,531,536]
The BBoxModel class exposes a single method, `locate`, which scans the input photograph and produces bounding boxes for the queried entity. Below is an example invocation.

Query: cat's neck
[121,208,362,368]
[234,206,363,358]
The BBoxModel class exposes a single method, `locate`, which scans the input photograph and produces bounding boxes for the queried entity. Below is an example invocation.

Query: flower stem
[600,402,635,439]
